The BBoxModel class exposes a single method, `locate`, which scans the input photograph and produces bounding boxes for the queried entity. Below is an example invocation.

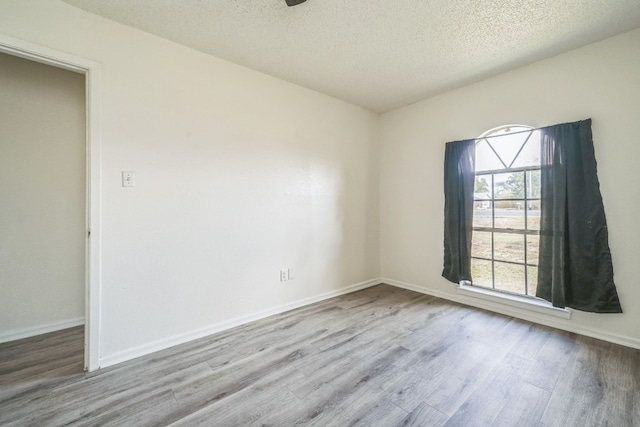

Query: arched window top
[477,123,533,139]
[475,124,540,172]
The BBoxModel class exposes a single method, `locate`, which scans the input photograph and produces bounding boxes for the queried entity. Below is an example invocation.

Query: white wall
[0,0,379,365]
[380,28,640,348]
[0,52,85,341]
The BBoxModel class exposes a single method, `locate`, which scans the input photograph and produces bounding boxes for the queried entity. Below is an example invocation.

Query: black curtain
[537,119,622,313]
[442,139,475,284]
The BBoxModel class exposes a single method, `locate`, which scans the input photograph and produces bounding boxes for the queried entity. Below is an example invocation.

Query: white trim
[456,283,571,319]
[99,278,380,368]
[382,277,640,350]
[0,318,85,344]
[84,57,102,373]
[0,34,102,372]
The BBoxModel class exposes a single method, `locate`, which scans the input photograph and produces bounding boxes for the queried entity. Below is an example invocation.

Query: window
[471,125,540,297]
[443,119,621,313]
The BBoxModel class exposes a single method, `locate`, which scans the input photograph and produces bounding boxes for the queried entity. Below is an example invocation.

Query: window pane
[495,208,525,230]
[526,234,539,265]
[487,131,532,168]
[475,140,504,172]
[473,202,493,228]
[495,172,525,199]
[527,266,538,297]
[474,175,492,197]
[471,231,492,259]
[526,169,541,199]
[511,131,541,168]
[494,262,525,294]
[494,232,524,263]
[527,208,540,230]
[471,258,492,288]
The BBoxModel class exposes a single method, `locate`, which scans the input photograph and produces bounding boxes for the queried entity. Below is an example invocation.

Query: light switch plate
[122,171,135,187]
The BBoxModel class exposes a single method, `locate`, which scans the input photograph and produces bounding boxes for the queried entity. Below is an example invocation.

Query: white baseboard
[0,317,85,344]
[99,278,381,368]
[381,277,640,350]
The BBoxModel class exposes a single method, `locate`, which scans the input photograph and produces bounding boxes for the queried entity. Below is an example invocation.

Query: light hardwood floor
[1,284,639,426]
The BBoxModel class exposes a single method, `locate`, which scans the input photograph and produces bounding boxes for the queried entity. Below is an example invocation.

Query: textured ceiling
[61,0,640,112]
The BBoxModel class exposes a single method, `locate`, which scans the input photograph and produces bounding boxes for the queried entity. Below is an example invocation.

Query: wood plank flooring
[1,284,639,426]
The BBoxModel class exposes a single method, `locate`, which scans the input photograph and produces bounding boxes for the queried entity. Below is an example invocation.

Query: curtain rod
[457,118,591,142]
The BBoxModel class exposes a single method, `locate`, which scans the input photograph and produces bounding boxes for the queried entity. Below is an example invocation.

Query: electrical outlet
[280,270,288,282]
[288,268,294,280]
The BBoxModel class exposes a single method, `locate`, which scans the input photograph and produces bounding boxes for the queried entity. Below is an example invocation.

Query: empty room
[1,0,639,425]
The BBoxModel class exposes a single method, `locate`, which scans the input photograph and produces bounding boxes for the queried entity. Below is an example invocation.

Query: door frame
[0,34,102,371]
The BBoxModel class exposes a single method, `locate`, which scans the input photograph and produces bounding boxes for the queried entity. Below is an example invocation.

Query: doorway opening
[0,34,101,371]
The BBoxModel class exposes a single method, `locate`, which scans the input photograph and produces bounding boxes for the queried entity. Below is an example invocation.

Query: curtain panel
[442,139,475,284]
[537,119,622,313]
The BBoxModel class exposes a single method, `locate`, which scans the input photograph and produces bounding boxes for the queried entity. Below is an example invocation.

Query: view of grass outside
[472,180,540,297]
[470,215,539,296]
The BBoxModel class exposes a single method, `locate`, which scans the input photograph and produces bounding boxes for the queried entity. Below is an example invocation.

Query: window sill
[456,283,571,320]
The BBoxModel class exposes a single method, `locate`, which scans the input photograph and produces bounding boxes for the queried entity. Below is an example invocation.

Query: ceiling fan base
[285,0,307,6]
